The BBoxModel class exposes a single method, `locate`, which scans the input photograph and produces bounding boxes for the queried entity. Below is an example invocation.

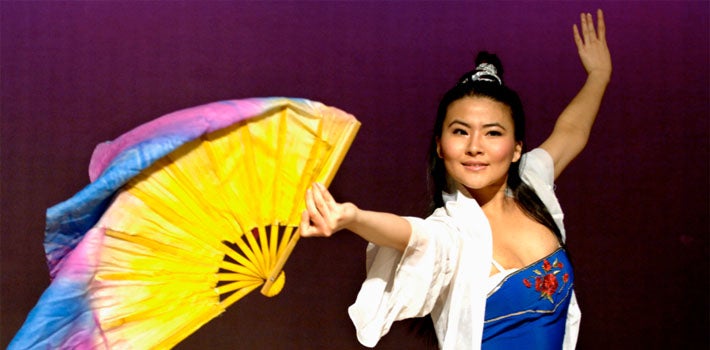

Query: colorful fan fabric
[10,97,360,349]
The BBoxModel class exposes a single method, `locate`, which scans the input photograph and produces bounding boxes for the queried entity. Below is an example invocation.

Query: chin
[459,181,507,195]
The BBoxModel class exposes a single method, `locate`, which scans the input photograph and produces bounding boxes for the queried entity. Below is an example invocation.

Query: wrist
[342,202,360,230]
[587,69,611,85]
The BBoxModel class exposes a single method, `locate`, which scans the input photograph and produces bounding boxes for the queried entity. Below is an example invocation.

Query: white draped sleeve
[348,192,492,349]
[347,215,455,347]
[519,148,566,241]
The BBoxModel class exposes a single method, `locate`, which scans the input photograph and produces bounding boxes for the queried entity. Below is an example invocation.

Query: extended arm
[300,183,411,252]
[540,9,612,179]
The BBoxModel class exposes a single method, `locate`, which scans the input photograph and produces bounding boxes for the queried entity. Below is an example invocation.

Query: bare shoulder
[489,204,560,271]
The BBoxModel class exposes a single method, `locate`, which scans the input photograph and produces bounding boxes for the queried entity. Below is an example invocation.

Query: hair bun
[458,51,504,86]
[474,51,504,79]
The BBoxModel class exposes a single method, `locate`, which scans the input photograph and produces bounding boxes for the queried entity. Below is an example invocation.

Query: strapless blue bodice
[482,248,574,349]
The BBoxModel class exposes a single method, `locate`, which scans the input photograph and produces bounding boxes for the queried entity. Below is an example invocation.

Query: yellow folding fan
[10,98,360,349]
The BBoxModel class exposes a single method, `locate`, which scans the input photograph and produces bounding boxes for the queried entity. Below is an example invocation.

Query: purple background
[1,1,707,349]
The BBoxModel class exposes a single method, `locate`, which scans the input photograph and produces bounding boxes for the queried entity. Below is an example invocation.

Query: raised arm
[540,9,612,179]
[300,182,411,252]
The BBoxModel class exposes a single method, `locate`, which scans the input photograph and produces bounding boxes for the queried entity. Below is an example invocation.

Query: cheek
[492,141,519,162]
[438,137,465,159]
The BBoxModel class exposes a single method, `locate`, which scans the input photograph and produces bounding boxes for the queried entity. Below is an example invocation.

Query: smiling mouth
[462,162,488,171]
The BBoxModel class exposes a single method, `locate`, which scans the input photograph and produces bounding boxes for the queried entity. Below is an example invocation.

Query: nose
[466,132,483,156]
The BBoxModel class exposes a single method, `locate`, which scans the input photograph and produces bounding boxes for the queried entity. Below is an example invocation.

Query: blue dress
[482,248,574,349]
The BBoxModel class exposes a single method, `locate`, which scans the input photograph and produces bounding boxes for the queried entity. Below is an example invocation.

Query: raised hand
[573,9,612,82]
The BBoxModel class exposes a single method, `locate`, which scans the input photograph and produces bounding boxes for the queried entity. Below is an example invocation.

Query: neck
[463,184,514,212]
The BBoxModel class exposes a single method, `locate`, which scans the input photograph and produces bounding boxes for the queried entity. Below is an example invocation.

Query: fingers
[574,9,608,50]
[573,24,583,49]
[301,187,322,237]
[572,9,612,78]
[580,12,591,44]
[300,183,336,237]
[311,183,332,218]
[596,9,606,43]
[316,182,336,203]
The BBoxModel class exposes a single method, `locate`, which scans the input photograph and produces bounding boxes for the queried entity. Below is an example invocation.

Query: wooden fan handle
[261,230,300,296]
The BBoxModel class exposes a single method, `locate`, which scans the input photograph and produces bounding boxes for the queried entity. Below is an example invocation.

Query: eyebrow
[483,122,507,130]
[447,120,508,130]
[447,120,470,128]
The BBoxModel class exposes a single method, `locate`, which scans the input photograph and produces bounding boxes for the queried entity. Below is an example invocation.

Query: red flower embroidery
[522,257,569,303]
[537,274,559,302]
[542,259,552,272]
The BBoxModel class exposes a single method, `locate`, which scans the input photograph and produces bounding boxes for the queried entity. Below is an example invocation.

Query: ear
[436,137,443,158]
[512,141,523,162]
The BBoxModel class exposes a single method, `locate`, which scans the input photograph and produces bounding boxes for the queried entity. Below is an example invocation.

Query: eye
[486,130,503,136]
[452,128,468,136]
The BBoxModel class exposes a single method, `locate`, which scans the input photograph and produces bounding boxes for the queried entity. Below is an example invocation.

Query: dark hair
[427,51,562,242]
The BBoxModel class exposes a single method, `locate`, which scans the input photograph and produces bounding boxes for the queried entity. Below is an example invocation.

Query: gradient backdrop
[1,1,708,349]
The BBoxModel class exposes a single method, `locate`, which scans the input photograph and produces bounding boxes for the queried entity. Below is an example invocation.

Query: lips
[462,161,488,171]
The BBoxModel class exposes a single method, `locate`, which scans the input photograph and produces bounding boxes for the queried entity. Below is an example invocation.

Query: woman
[300,10,611,349]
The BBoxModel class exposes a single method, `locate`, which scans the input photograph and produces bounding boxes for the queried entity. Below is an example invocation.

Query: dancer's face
[436,96,522,196]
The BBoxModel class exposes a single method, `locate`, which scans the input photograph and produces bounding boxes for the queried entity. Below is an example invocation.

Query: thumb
[299,210,313,237]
